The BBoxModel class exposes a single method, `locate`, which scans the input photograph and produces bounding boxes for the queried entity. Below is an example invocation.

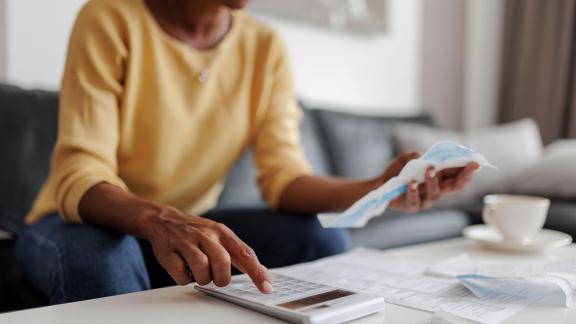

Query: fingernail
[262,280,273,294]
[430,169,436,178]
[411,182,418,190]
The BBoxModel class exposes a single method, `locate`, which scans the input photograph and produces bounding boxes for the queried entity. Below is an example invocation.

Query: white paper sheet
[457,273,576,309]
[427,255,576,309]
[427,255,576,278]
[277,248,538,324]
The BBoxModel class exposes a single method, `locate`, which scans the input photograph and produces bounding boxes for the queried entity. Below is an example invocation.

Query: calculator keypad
[203,274,333,305]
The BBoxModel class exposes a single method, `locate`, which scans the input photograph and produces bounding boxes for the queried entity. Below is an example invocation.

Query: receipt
[318,142,495,228]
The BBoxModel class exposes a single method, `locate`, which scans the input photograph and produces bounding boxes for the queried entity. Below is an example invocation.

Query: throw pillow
[508,140,576,199]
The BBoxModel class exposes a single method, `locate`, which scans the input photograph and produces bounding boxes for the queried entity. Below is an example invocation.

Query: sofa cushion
[507,140,576,200]
[314,109,432,179]
[0,84,59,233]
[217,108,331,209]
[299,109,332,176]
[544,202,576,237]
[216,150,266,209]
[349,209,470,249]
[0,239,47,312]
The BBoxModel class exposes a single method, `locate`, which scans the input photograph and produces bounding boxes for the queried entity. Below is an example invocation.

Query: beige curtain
[499,0,576,143]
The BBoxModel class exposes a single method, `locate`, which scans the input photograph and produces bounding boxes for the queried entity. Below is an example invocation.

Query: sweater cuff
[60,173,128,223]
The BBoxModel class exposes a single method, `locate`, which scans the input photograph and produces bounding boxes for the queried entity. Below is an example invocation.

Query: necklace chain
[169,0,230,83]
[169,0,230,48]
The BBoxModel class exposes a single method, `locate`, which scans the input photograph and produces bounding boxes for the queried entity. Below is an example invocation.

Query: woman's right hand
[79,182,271,293]
[141,205,272,293]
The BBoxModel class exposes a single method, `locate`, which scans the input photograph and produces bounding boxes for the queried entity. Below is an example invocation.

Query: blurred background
[1,0,576,314]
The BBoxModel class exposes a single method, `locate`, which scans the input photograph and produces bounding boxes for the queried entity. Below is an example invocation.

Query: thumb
[397,151,421,164]
[379,151,420,184]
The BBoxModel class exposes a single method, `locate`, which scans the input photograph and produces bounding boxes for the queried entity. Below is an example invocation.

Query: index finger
[220,235,272,294]
[398,151,421,162]
[440,162,481,178]
[464,162,481,174]
[454,162,480,189]
[440,162,480,193]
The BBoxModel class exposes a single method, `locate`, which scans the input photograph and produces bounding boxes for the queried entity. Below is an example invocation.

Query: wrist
[135,202,169,240]
[370,175,387,190]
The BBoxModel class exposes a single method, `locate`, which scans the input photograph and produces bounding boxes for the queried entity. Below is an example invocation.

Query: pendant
[198,68,209,83]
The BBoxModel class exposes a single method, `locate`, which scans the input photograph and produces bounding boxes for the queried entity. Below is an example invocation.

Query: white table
[2,238,575,324]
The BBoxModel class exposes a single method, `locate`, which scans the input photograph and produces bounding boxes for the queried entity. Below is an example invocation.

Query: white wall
[420,0,504,131]
[0,0,6,80]
[463,0,503,131]
[257,0,423,114]
[420,0,466,130]
[4,0,85,89]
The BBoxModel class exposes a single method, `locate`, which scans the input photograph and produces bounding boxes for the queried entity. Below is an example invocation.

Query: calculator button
[201,274,335,305]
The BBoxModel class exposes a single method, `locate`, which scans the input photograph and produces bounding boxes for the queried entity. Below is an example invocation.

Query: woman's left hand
[379,152,480,213]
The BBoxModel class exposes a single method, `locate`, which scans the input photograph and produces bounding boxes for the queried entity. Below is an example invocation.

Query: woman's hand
[378,152,480,213]
[79,183,271,293]
[141,205,272,293]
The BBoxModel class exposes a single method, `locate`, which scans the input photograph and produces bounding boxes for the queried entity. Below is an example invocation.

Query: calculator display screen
[277,290,354,310]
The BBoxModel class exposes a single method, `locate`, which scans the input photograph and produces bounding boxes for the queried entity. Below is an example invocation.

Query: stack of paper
[277,248,576,324]
[428,255,576,310]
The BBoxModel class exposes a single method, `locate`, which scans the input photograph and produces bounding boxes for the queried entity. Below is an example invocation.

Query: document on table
[429,255,576,309]
[428,254,576,278]
[277,248,574,324]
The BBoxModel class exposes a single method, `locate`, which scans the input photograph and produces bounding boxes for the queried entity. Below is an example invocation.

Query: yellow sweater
[26,0,311,224]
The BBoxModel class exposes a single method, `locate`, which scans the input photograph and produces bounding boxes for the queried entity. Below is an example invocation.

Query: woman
[16,0,479,304]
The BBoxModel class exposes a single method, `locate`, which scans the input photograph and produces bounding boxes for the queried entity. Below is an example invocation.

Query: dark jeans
[15,209,351,304]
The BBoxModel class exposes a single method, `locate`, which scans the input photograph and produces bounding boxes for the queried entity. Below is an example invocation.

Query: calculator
[195,273,385,324]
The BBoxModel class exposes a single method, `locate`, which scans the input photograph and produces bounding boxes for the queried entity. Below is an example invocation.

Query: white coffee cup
[483,194,550,244]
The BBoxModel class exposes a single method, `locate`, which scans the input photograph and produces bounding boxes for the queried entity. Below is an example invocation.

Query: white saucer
[463,225,573,253]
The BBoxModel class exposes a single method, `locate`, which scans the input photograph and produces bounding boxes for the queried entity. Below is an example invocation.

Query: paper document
[427,254,576,311]
[458,273,576,308]
[318,142,495,228]
[428,254,576,278]
[277,248,547,324]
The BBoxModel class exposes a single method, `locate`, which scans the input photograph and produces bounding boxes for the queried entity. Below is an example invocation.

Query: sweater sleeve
[52,2,129,222]
[252,35,312,209]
